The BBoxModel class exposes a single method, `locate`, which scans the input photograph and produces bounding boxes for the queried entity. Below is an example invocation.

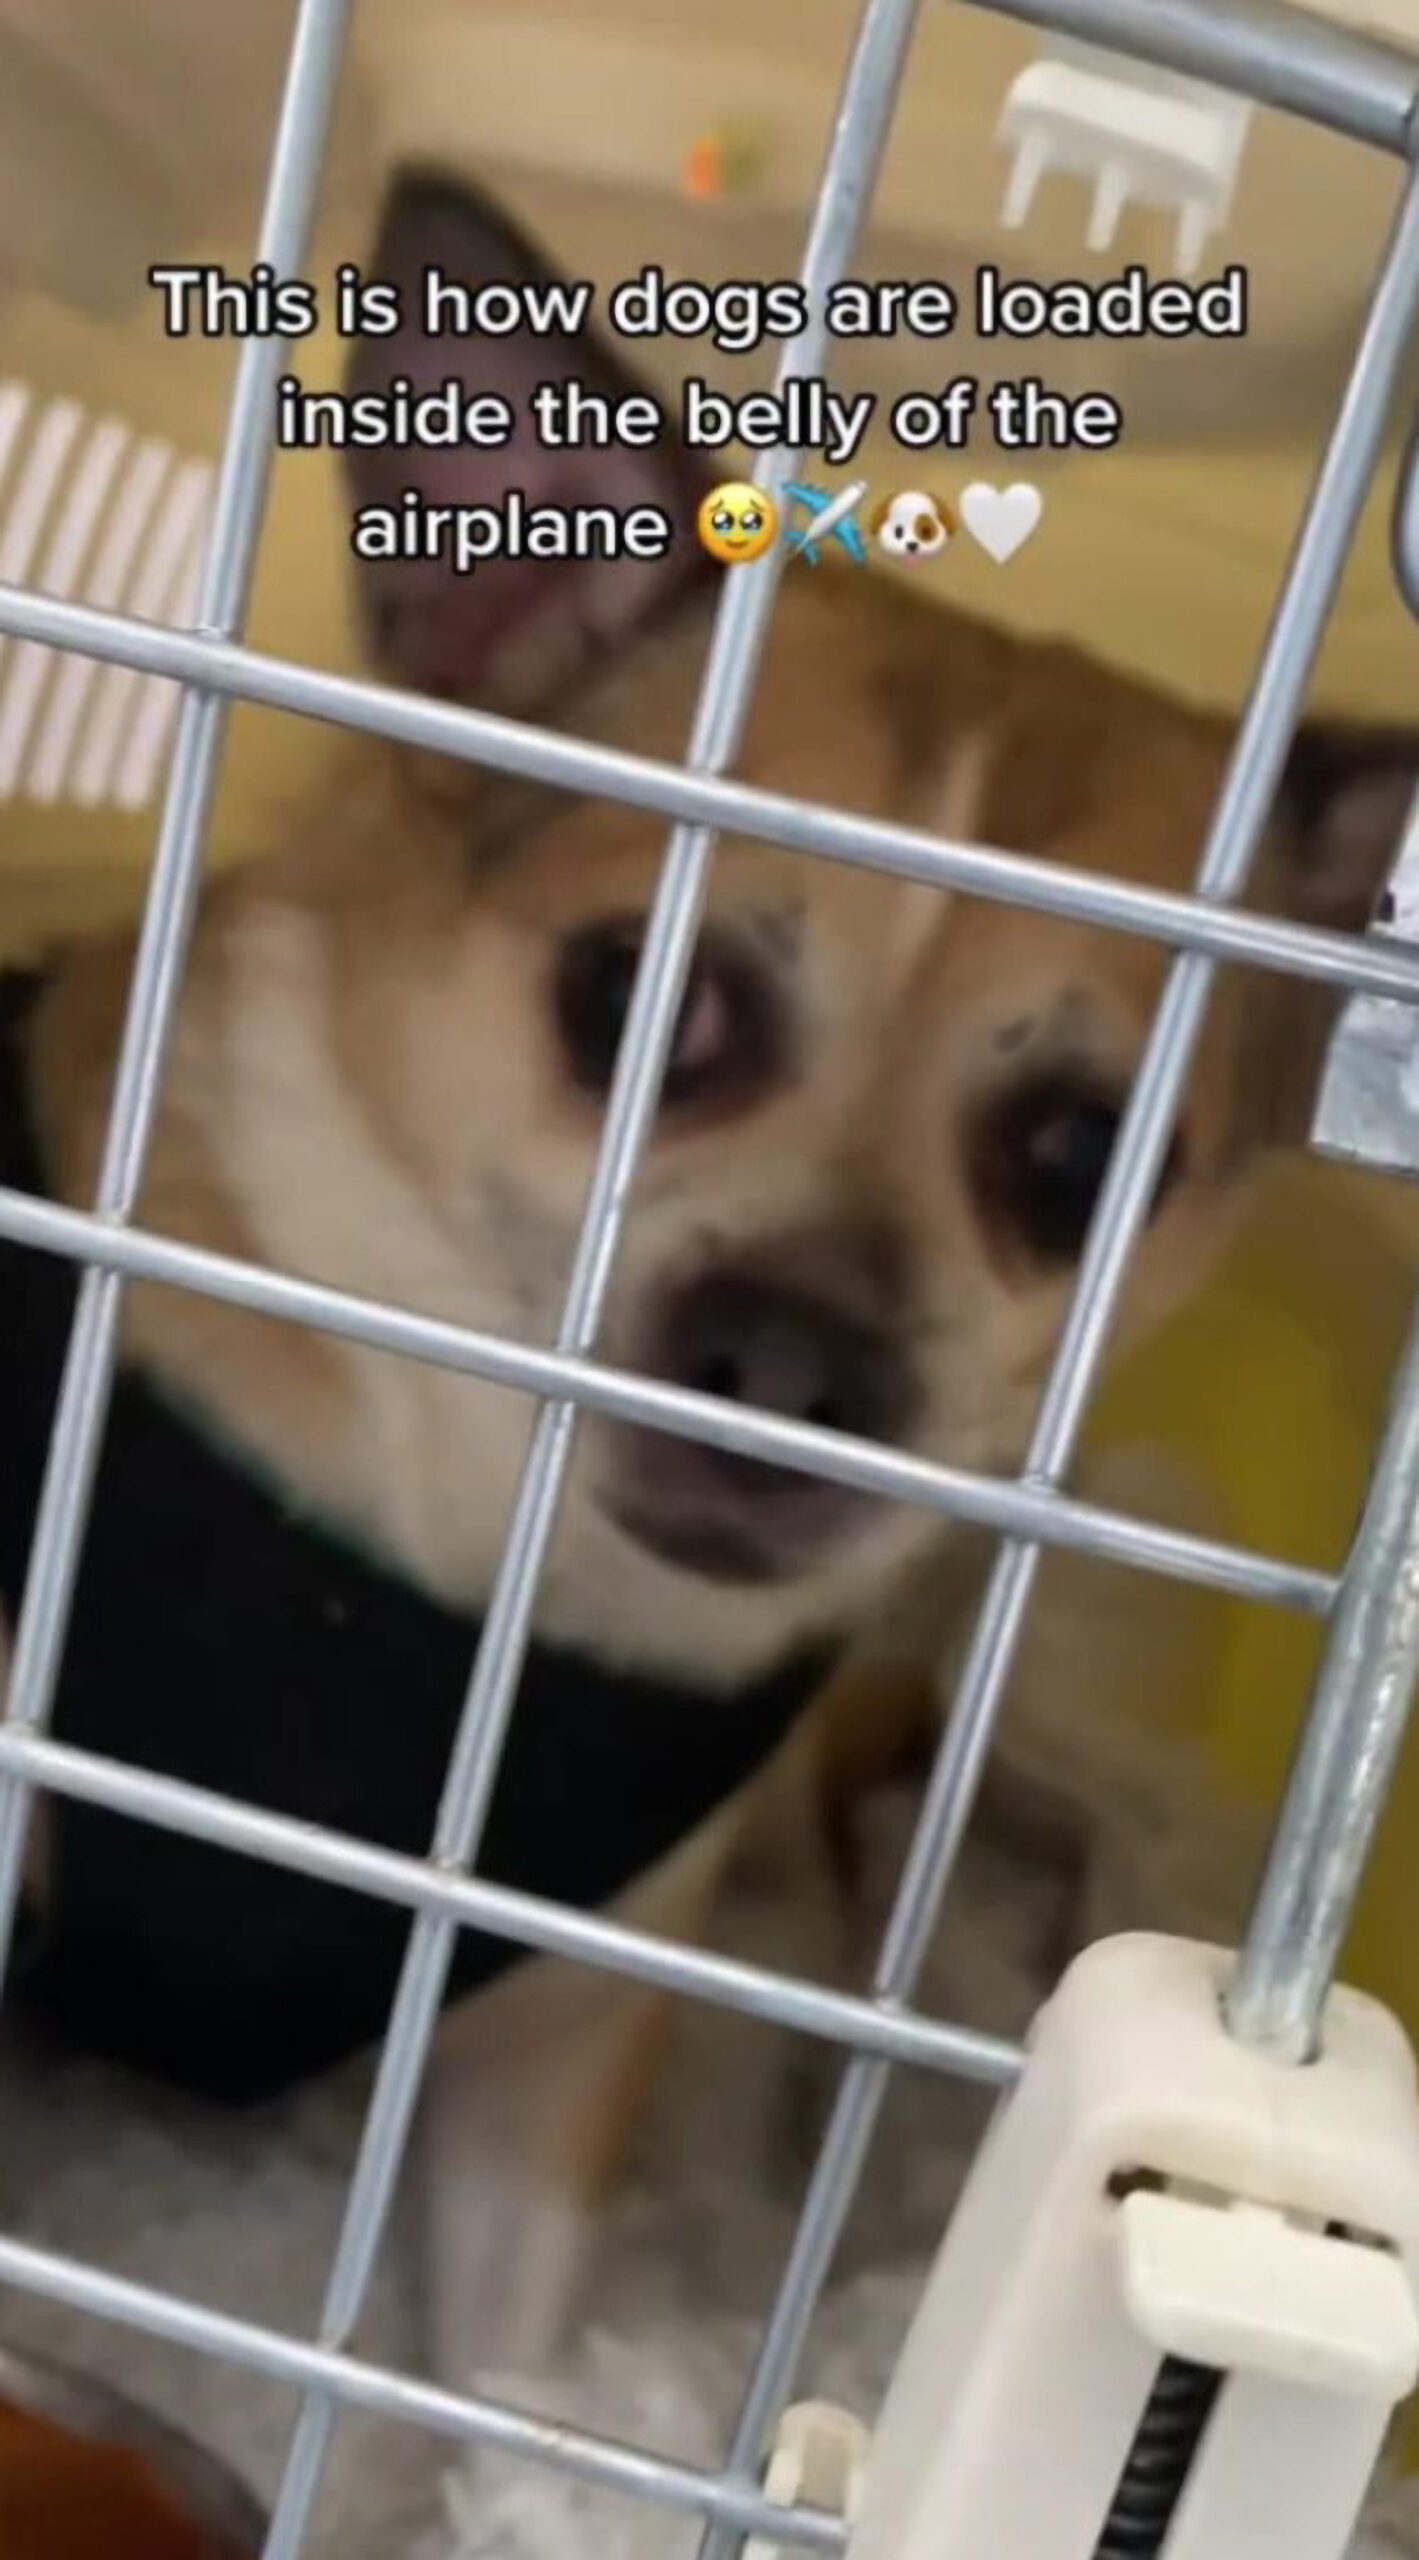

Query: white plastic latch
[744,2400,871,2558]
[847,1936,1419,2560]
[1121,2185,1419,2402]
[997,37,1255,273]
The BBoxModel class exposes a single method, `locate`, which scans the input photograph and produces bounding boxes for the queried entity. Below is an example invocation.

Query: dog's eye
[969,1072,1178,1263]
[553,920,782,1110]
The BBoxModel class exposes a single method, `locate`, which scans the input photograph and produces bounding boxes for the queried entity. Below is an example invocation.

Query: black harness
[0,975,830,2104]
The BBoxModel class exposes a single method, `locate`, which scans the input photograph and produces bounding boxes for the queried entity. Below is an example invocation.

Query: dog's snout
[660,1268,913,1449]
[611,1237,919,1581]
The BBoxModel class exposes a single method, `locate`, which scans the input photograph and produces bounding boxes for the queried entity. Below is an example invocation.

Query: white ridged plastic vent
[0,383,213,811]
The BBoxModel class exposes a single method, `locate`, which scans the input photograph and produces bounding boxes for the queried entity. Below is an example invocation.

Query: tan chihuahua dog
[0,169,1412,2388]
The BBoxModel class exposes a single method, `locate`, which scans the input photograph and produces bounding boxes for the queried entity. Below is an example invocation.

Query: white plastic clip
[997,37,1255,274]
[744,2400,871,2558]
[1311,779,1419,1178]
[847,1936,1419,2560]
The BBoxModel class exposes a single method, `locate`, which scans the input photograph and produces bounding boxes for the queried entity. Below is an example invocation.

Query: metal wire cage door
[3,0,1419,2553]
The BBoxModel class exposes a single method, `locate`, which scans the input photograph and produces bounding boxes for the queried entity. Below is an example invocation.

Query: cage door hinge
[1312,420,1419,1180]
[1310,775,1419,1181]
[834,1936,1419,2560]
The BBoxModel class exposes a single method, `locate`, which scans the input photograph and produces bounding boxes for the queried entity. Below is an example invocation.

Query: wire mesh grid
[0,0,1418,2551]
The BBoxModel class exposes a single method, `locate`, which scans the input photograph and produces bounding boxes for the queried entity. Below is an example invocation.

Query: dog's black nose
[611,1245,919,1581]
[657,1267,913,1455]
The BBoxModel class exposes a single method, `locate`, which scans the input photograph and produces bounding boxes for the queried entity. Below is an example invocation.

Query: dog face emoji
[872,491,955,560]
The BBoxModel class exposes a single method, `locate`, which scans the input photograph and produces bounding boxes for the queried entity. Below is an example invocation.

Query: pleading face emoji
[697,482,779,565]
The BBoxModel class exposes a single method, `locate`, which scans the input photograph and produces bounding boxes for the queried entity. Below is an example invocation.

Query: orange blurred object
[682,124,765,200]
[0,2396,240,2560]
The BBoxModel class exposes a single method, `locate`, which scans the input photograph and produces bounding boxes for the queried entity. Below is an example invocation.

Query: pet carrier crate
[3,0,1419,2555]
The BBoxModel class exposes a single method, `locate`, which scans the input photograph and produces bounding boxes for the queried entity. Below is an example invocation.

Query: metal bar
[258,5,927,2549]
[970,0,1419,153]
[0,0,353,2020]
[698,159,1419,2558]
[0,2232,846,2553]
[1229,185,1419,2060]
[0,1183,1336,1617]
[1394,408,1419,619]
[3,583,1419,1009]
[0,1721,1021,2085]
[1227,1294,1419,2059]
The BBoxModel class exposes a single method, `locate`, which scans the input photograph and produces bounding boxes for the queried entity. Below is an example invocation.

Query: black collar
[0,974,834,2103]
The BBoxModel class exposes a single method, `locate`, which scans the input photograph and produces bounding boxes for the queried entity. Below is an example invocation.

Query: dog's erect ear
[1277,719,1418,933]
[1251,718,1419,1146]
[343,169,714,715]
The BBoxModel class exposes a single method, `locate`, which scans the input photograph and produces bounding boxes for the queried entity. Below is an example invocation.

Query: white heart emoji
[960,481,1043,564]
